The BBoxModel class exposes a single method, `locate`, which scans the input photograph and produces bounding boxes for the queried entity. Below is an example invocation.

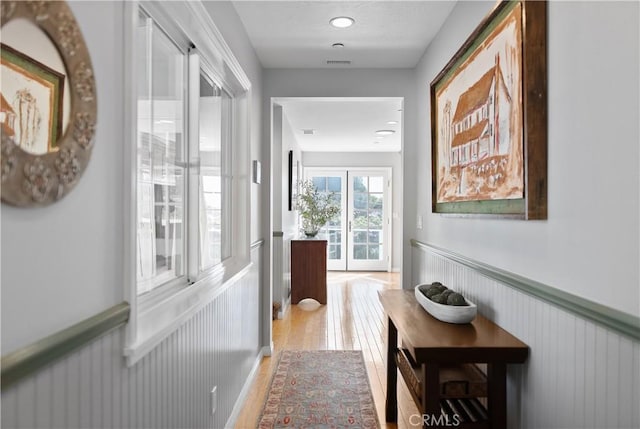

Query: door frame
[347,168,392,272]
[304,166,392,272]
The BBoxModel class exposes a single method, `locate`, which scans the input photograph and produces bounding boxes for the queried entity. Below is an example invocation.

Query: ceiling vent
[326,60,351,65]
[302,129,315,135]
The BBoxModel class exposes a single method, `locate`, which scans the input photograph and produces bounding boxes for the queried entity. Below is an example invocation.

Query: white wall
[1,1,125,352]
[411,0,640,316]
[281,111,302,236]
[270,105,302,312]
[302,151,403,271]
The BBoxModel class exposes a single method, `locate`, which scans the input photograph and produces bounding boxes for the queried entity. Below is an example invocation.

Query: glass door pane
[304,170,347,271]
[347,171,389,271]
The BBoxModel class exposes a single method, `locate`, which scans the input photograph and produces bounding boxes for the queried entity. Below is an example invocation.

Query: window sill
[124,257,252,366]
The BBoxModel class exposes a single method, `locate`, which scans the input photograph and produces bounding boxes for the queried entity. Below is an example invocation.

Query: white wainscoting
[1,242,264,429]
[412,242,639,429]
[272,231,293,319]
[272,232,284,316]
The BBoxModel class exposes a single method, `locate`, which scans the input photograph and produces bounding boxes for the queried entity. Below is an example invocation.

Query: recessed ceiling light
[330,16,355,28]
[387,121,398,125]
[332,42,345,48]
[375,130,395,136]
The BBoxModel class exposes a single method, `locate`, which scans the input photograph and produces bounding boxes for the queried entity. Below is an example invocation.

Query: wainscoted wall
[412,241,640,429]
[272,232,284,314]
[282,231,294,316]
[271,231,293,319]
[1,242,264,429]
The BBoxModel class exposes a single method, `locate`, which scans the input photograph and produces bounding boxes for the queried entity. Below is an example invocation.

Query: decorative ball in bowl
[414,282,477,324]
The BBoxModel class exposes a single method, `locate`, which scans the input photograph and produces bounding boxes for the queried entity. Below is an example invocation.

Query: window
[197,75,232,271]
[124,1,251,365]
[136,9,187,295]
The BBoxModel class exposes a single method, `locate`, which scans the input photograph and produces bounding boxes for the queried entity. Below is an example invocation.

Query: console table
[379,290,528,428]
[291,239,327,305]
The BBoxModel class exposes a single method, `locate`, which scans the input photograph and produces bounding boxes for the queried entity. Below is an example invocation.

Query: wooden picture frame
[430,0,547,219]
[1,43,65,154]
[288,150,294,211]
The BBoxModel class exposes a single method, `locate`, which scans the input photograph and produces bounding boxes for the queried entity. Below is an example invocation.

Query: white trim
[139,1,250,94]
[263,343,274,357]
[225,347,268,429]
[278,295,291,320]
[123,0,138,347]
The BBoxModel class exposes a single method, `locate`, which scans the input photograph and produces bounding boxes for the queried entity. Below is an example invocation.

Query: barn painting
[434,3,524,203]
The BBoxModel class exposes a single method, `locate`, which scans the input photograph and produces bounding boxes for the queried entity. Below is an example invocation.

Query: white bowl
[414,285,477,324]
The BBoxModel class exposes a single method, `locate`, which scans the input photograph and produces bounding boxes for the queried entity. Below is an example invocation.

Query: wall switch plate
[210,386,217,415]
[417,215,423,230]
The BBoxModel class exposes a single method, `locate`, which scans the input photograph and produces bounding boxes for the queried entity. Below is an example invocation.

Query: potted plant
[296,180,340,238]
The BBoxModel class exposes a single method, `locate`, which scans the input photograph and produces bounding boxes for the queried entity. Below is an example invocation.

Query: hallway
[235,272,421,428]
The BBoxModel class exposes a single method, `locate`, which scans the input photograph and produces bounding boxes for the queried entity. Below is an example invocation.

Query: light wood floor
[234,272,421,428]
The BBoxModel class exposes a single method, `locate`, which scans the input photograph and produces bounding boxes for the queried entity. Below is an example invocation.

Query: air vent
[302,129,315,135]
[326,60,351,65]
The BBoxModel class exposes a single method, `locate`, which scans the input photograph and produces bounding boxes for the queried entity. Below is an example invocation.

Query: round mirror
[1,1,97,207]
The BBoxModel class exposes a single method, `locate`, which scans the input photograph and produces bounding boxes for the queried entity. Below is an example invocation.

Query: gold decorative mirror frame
[1,1,97,207]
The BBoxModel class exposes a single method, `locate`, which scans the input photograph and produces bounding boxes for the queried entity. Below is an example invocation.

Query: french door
[305,168,391,271]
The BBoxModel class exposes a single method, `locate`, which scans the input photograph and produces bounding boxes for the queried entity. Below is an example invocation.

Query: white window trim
[123,0,252,366]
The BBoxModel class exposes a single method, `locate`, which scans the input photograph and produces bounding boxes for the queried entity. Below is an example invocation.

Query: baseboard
[277,296,291,319]
[225,348,266,428]
[261,344,273,357]
[391,267,401,273]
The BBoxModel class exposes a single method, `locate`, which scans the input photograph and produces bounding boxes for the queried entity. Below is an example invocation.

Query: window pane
[199,73,232,270]
[368,245,382,260]
[369,209,383,228]
[353,209,368,229]
[136,10,186,294]
[369,176,384,193]
[354,245,367,260]
[327,177,341,192]
[353,176,367,192]
[312,177,326,191]
[369,193,383,210]
[354,231,367,244]
[354,193,367,210]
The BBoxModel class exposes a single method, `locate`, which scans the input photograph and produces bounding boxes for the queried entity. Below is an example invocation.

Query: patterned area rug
[257,350,380,428]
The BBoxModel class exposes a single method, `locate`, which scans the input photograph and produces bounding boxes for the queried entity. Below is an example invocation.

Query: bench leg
[385,317,398,422]
[487,362,507,428]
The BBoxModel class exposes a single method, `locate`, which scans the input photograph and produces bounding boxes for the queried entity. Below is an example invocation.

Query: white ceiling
[231,1,456,152]
[277,97,403,152]
[231,1,456,69]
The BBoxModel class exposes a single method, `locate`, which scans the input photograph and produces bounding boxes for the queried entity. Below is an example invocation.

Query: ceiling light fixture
[332,42,345,48]
[330,16,355,28]
[375,130,395,136]
[386,121,398,125]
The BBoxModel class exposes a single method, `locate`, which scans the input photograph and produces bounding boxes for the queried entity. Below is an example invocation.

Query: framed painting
[430,0,547,219]
[1,43,65,154]
[288,150,294,211]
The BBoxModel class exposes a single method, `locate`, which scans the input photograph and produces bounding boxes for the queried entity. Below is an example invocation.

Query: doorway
[305,168,391,272]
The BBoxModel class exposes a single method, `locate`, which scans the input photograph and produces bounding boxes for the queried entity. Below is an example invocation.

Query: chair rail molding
[411,239,640,341]
[1,302,130,390]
